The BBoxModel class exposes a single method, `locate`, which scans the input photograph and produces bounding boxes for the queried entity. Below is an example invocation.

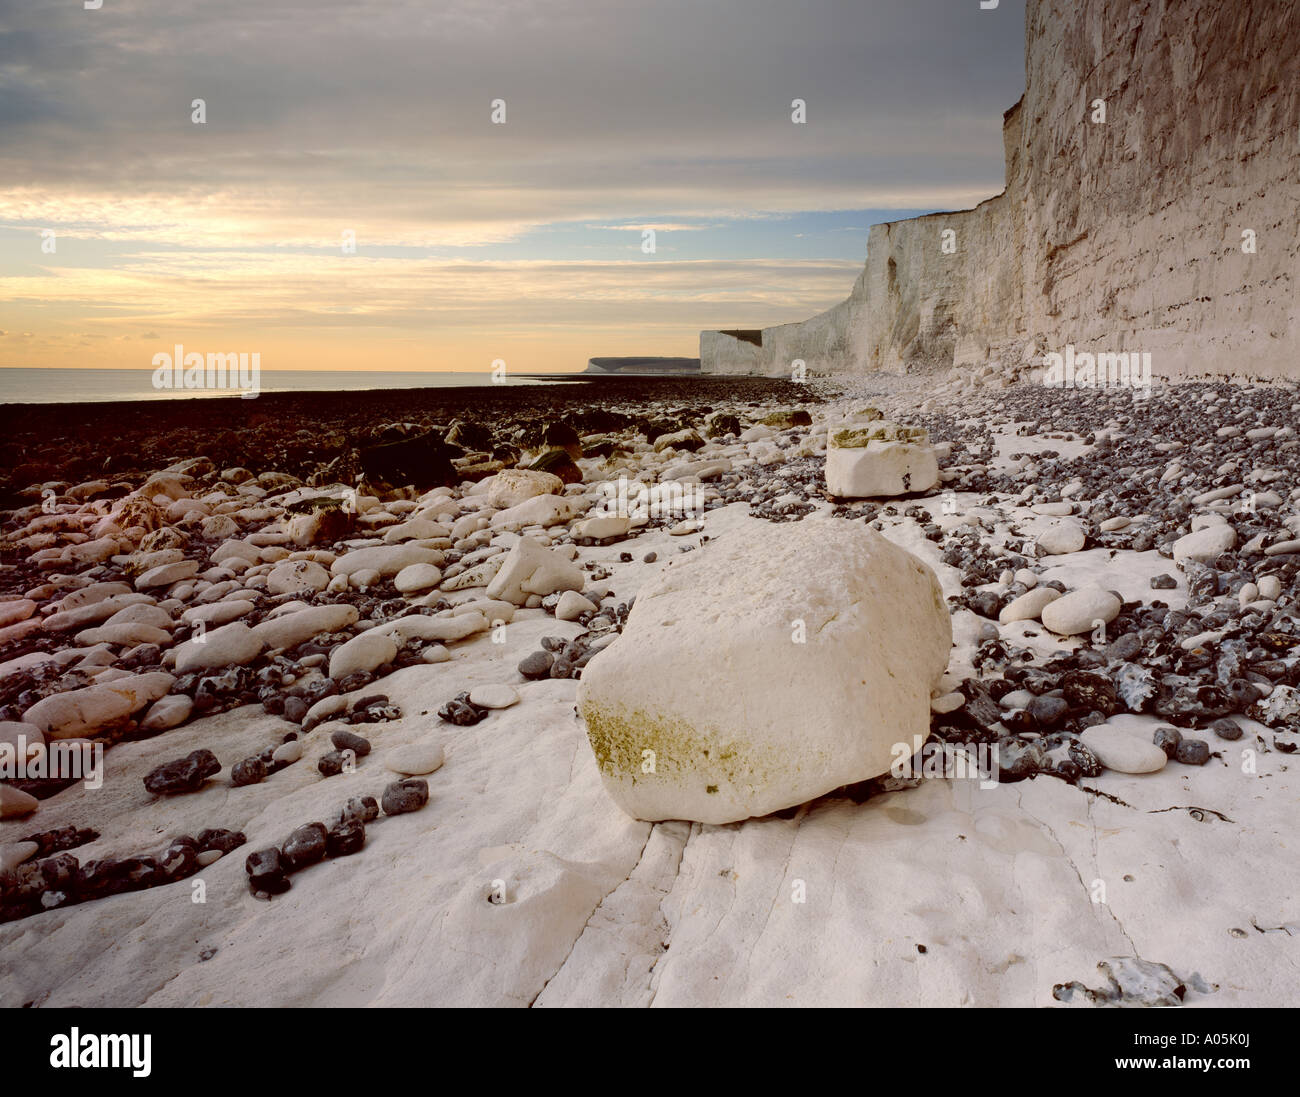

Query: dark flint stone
[1104,634,1143,662]
[143,749,221,795]
[337,672,372,693]
[281,823,329,871]
[326,820,366,858]
[1150,574,1178,590]
[339,796,380,825]
[330,728,372,757]
[1067,742,1104,778]
[245,848,290,894]
[231,756,267,787]
[21,826,98,858]
[1062,671,1120,716]
[1027,694,1069,727]
[197,828,247,854]
[438,693,487,725]
[39,853,79,891]
[1153,726,1183,758]
[1055,758,1082,782]
[1002,709,1036,734]
[1210,718,1243,741]
[1175,738,1211,765]
[317,750,348,777]
[159,838,199,881]
[283,696,309,724]
[382,778,429,816]
[997,740,1048,782]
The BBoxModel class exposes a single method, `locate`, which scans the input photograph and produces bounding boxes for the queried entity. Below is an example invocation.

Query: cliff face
[702,0,1300,381]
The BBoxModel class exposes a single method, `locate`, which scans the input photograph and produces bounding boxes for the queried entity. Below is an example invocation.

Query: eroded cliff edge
[701,0,1300,381]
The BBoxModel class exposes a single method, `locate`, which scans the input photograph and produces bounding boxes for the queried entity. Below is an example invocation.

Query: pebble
[1258,575,1282,600]
[1036,519,1086,555]
[1153,726,1182,758]
[469,684,520,710]
[438,693,489,725]
[1040,588,1121,636]
[381,778,429,815]
[1172,525,1237,564]
[1210,718,1243,741]
[0,841,39,871]
[230,756,267,787]
[385,742,445,776]
[281,823,328,871]
[1080,725,1168,774]
[518,651,554,678]
[1175,738,1210,765]
[272,740,303,766]
[999,587,1060,624]
[339,796,380,825]
[330,728,372,758]
[555,590,598,621]
[143,750,221,795]
[326,820,366,857]
[245,848,290,895]
[328,633,398,680]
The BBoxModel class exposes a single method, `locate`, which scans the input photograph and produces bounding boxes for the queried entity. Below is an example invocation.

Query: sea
[0,368,587,406]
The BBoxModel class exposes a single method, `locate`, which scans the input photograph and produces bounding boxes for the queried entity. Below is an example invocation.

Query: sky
[0,0,1027,374]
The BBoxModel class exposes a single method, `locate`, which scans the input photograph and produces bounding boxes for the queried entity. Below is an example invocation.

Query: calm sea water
[0,368,586,406]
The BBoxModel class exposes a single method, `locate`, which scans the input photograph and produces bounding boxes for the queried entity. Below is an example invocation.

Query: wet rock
[326,820,366,857]
[197,829,246,854]
[245,848,290,895]
[230,756,267,787]
[281,823,328,871]
[143,749,221,795]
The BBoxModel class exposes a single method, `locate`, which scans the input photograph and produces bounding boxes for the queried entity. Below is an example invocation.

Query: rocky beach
[2,371,1297,1007]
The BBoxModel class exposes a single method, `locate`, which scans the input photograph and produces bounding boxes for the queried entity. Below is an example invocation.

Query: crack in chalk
[527,822,655,1007]
[1016,789,1137,956]
[753,811,804,956]
[646,821,698,1008]
[1146,805,1235,824]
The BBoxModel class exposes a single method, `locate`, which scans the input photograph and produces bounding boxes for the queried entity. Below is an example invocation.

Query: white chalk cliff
[701,0,1300,381]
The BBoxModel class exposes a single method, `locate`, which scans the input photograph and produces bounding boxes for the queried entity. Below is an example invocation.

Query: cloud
[0,0,1027,370]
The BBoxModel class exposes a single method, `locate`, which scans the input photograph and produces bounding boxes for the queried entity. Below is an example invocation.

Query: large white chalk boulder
[577,520,952,823]
[825,421,939,498]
